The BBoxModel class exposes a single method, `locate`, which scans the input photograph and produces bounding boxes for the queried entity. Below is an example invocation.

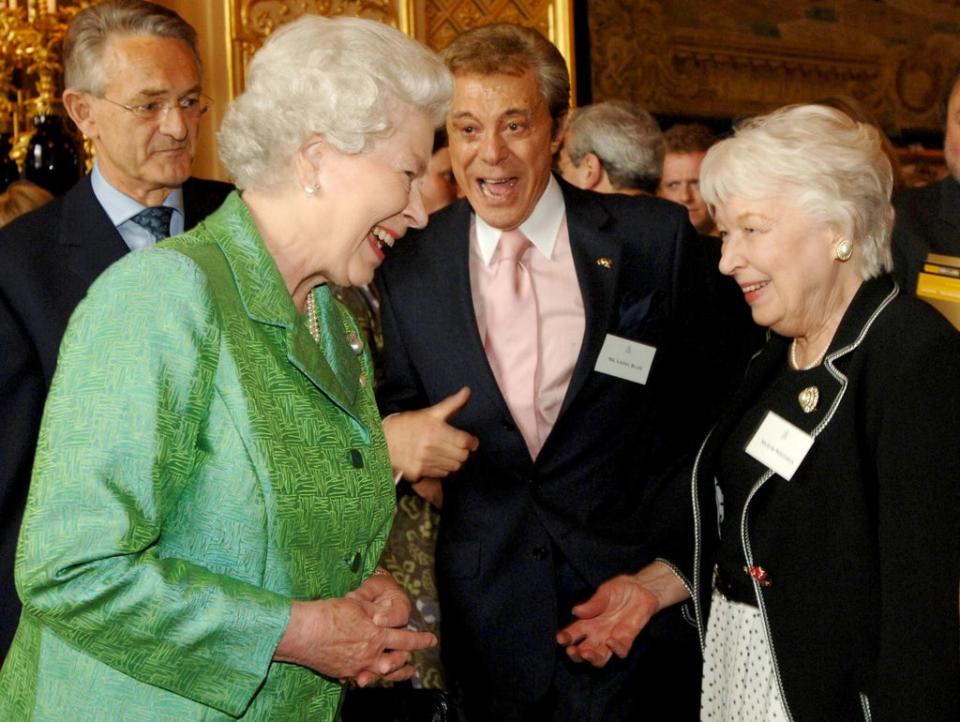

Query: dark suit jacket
[0,174,232,655]
[668,277,960,721]
[376,178,732,703]
[892,174,960,294]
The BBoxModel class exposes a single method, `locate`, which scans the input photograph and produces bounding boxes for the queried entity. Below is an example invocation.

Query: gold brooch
[798,386,819,414]
[596,257,613,269]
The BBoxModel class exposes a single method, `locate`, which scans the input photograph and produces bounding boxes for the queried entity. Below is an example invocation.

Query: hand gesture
[383,387,479,482]
[555,561,690,668]
[274,594,436,685]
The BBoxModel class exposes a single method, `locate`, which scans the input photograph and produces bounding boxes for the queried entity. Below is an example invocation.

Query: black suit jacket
[376,178,732,702]
[669,277,960,721]
[0,174,232,655]
[892,175,960,294]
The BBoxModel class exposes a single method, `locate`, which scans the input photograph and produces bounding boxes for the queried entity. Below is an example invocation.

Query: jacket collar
[419,178,620,457]
[555,177,620,421]
[700,275,899,469]
[61,175,128,283]
[203,191,363,423]
[823,275,898,365]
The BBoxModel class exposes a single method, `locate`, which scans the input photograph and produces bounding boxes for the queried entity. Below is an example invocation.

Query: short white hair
[565,101,663,192]
[219,15,452,191]
[700,104,894,280]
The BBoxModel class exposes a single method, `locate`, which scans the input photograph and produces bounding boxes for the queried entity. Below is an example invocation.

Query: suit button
[502,419,515,431]
[532,545,549,560]
[348,449,364,468]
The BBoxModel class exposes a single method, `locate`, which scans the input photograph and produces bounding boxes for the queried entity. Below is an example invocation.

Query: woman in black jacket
[557,104,960,721]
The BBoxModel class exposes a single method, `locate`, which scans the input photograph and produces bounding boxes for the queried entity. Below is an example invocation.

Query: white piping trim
[739,282,899,721]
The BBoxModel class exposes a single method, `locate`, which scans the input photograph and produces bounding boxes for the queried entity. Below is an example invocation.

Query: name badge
[744,411,814,481]
[594,334,656,385]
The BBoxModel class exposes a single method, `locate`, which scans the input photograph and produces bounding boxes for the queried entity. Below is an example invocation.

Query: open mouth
[478,177,518,199]
[368,225,398,262]
[371,226,396,250]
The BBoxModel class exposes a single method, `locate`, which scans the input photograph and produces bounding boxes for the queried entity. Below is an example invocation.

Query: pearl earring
[304,183,317,196]
[834,238,853,262]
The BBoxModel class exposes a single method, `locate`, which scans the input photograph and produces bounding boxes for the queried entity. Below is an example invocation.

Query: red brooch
[746,565,772,587]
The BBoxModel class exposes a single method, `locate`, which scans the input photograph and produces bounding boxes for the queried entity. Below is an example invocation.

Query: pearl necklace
[790,338,825,371]
[305,289,320,344]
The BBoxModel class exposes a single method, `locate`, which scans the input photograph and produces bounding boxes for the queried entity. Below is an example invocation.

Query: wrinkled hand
[274,594,436,686]
[383,387,479,482]
[556,561,690,668]
[347,571,411,628]
[556,575,660,668]
[410,477,443,509]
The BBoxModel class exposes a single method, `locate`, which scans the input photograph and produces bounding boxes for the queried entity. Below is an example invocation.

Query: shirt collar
[475,174,566,265]
[91,160,184,227]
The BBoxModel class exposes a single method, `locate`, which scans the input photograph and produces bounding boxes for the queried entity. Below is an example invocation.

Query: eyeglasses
[99,93,212,121]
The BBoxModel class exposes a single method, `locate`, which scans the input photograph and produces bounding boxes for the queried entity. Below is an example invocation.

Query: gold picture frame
[226,0,575,100]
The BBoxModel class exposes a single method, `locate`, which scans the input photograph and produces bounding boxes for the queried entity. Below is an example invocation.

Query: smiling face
[658,151,712,233]
[311,107,434,287]
[65,34,201,206]
[447,69,561,230]
[714,194,858,340]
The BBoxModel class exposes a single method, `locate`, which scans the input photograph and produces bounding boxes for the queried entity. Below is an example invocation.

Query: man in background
[658,122,717,236]
[0,0,231,658]
[892,66,960,294]
[556,101,663,196]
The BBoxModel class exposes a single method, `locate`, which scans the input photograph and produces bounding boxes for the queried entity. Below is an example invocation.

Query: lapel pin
[596,256,613,269]
[798,386,819,414]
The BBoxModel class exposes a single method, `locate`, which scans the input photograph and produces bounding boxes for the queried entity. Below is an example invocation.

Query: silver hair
[699,104,894,280]
[218,15,452,191]
[63,0,200,95]
[565,101,664,192]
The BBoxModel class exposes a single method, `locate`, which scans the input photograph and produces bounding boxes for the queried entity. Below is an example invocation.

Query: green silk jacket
[0,192,395,720]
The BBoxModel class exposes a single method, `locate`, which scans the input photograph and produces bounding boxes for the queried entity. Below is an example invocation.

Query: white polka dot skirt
[701,588,789,721]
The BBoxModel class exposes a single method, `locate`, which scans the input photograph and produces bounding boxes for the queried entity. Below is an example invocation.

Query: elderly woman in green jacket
[0,15,451,721]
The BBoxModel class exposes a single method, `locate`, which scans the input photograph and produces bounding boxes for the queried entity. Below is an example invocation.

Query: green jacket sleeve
[16,248,291,717]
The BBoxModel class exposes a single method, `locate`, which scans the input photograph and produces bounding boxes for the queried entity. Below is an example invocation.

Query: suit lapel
[426,202,517,421]
[287,285,361,421]
[557,186,620,419]
[61,176,128,285]
[210,193,363,424]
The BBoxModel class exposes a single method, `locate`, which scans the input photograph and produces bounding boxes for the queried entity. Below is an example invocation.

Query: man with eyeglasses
[0,0,230,660]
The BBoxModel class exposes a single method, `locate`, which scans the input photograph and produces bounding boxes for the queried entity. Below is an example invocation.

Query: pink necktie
[484,229,541,457]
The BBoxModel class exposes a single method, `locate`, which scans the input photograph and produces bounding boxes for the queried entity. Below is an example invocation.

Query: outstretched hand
[556,575,660,667]
[555,561,690,668]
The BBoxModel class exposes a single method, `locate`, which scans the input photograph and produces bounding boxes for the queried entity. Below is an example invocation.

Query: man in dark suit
[0,0,231,657]
[892,66,960,294]
[377,23,723,722]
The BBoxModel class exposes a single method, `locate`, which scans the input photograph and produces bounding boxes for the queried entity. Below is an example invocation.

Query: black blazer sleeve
[867,304,960,718]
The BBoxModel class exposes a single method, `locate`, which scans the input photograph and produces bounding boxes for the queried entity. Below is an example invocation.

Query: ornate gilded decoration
[230,0,401,96]
[587,0,960,134]
[422,0,573,92]
[424,0,549,50]
[0,1,92,173]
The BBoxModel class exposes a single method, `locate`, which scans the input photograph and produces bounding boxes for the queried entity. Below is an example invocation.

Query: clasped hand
[275,572,436,687]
